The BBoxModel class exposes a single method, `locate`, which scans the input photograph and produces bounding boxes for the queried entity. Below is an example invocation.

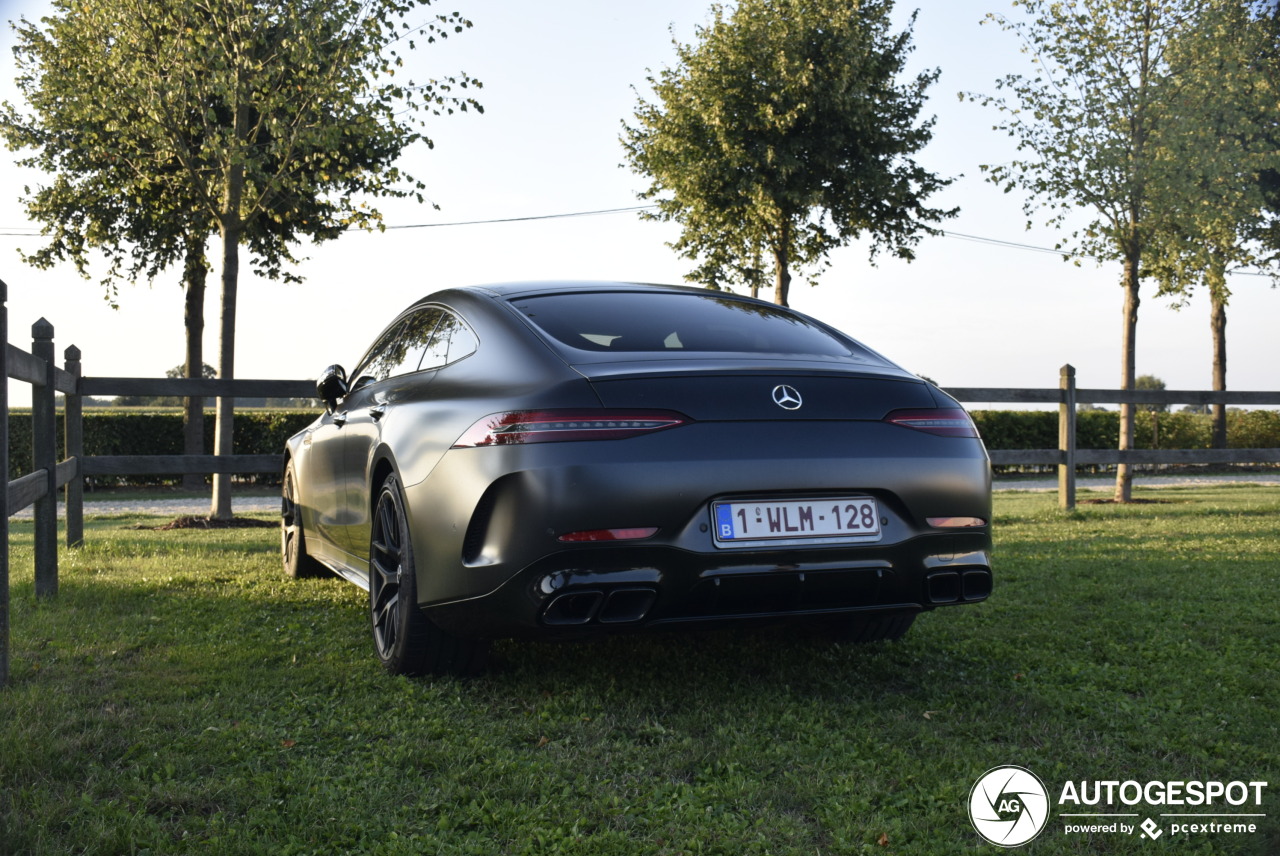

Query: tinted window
[513,291,881,361]
[352,318,409,387]
[353,308,445,385]
[352,307,478,387]
[420,311,478,370]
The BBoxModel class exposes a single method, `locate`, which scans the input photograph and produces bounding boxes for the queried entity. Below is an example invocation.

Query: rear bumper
[425,531,992,639]
[403,417,992,639]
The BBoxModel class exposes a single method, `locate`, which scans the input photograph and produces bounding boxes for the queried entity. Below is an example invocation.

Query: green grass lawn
[1,487,1277,855]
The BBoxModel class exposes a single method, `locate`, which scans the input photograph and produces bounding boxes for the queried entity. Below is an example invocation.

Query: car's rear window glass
[512,291,885,362]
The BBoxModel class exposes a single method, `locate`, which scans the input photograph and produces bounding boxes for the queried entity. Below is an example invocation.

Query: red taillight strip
[557,527,660,543]
[452,409,690,447]
[884,408,979,438]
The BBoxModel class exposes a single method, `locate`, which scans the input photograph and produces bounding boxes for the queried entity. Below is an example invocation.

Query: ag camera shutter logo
[969,765,1051,847]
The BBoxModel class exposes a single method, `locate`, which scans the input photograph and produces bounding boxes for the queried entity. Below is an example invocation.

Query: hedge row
[7,409,319,485]
[970,409,1280,453]
[5,408,1280,484]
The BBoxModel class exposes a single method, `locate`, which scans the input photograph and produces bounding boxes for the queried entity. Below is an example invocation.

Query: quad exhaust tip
[926,569,992,604]
[542,587,658,626]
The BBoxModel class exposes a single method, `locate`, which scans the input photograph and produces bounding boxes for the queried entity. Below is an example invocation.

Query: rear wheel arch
[368,471,489,676]
[369,455,398,515]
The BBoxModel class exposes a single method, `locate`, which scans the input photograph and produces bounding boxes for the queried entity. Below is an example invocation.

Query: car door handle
[333,411,348,427]
[369,404,386,421]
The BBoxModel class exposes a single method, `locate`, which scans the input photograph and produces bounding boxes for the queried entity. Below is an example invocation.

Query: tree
[1259,1,1280,258]
[1134,373,1168,413]
[1142,0,1280,449]
[969,0,1228,502]
[3,0,481,518]
[621,0,953,307]
[3,24,218,490]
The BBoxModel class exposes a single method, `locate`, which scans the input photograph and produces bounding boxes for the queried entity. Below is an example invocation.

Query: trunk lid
[579,360,935,421]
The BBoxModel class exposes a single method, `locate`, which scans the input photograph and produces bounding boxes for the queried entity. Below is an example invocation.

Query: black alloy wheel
[369,474,488,676]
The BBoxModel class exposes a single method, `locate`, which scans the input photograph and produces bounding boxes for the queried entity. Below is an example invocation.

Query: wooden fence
[0,284,312,687]
[948,364,1280,510]
[3,289,1279,688]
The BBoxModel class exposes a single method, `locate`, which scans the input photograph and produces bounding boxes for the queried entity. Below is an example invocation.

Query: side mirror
[316,364,349,412]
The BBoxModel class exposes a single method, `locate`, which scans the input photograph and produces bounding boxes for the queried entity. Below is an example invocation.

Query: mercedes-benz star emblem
[771,384,803,410]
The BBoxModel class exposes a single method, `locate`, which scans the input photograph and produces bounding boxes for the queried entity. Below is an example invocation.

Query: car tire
[369,474,489,677]
[282,462,327,579]
[826,611,916,644]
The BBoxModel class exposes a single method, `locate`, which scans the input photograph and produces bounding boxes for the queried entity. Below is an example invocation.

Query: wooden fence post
[1,280,10,688]
[1058,364,1077,511]
[32,318,57,599]
[65,345,83,548]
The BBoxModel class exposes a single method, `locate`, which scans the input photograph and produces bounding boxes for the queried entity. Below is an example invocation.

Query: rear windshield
[512,291,886,362]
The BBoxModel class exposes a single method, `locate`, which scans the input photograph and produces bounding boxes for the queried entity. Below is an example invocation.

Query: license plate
[712,497,882,547]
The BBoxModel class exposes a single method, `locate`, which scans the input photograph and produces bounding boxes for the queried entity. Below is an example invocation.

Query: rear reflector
[884,408,979,438]
[452,410,689,447]
[557,527,660,543]
[926,517,987,529]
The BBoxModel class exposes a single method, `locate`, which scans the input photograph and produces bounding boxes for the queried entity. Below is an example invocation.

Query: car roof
[402,280,782,318]
[460,280,718,300]
[397,281,711,317]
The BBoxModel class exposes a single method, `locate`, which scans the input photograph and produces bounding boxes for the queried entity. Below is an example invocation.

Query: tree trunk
[749,242,763,300]
[1114,252,1140,503]
[1208,263,1228,450]
[210,220,239,520]
[210,102,247,520]
[772,220,792,307]
[181,235,207,492]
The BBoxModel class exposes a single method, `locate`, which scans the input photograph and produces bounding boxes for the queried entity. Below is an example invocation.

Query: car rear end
[419,285,992,640]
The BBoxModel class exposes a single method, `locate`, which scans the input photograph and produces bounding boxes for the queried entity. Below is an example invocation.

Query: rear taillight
[884,408,979,438]
[452,409,689,447]
[557,527,659,543]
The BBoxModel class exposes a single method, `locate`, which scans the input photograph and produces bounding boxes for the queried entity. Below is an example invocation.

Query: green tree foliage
[967,0,1269,501]
[2,4,222,487]
[1259,3,1280,248]
[2,0,481,517]
[621,0,953,306]
[1143,1,1280,449]
[1134,373,1168,413]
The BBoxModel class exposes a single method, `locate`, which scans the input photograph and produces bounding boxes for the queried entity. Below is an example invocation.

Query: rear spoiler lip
[569,357,918,384]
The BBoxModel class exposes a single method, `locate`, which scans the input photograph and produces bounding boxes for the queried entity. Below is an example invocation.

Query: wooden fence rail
[0,282,318,688]
[3,289,1279,689]
[946,365,1280,511]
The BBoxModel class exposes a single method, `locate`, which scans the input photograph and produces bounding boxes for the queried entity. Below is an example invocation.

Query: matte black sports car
[282,282,992,676]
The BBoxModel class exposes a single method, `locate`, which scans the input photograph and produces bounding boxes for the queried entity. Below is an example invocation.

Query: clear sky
[1,0,1275,408]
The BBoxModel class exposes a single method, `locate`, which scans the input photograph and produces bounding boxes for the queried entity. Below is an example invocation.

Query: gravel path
[11,495,280,519]
[992,473,1280,492]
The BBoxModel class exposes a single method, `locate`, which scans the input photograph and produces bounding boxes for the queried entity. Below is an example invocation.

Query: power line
[941,229,1079,258]
[941,229,1276,278]
[2,208,1276,278]
[0,205,659,237]
[377,205,657,229]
